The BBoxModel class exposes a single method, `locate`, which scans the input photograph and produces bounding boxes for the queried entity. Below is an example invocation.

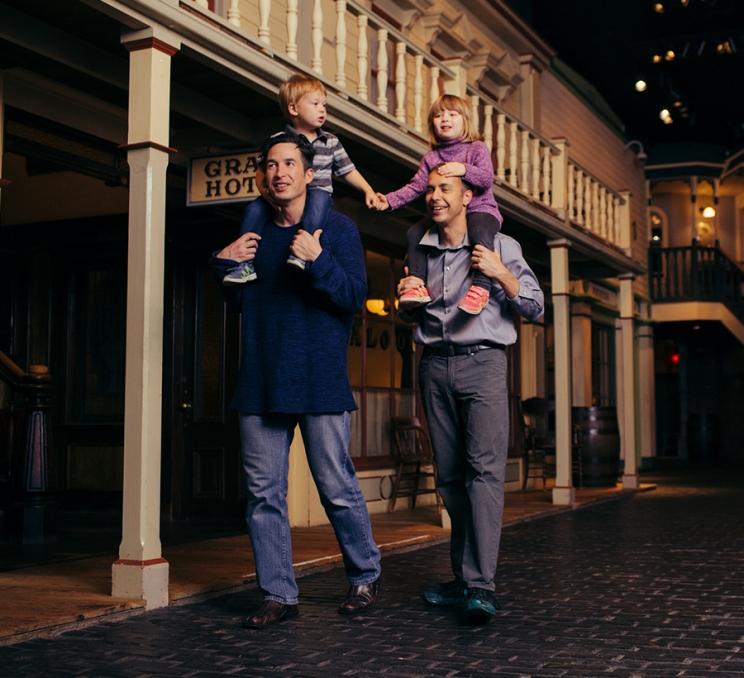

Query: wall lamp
[624,140,647,162]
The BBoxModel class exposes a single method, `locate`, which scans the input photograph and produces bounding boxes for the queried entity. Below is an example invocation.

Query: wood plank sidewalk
[0,483,654,644]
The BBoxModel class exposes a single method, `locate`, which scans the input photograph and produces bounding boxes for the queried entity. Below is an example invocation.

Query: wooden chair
[389,416,440,512]
[521,397,550,490]
[521,398,584,490]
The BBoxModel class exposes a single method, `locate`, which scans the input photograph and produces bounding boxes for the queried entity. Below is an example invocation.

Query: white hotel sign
[187,150,262,206]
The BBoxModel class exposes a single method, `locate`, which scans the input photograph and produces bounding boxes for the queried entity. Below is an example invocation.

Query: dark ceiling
[508,0,744,154]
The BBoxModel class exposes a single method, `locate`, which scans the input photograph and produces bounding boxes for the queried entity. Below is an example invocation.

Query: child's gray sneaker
[223,261,257,285]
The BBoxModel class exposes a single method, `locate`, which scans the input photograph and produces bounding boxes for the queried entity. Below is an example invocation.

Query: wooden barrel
[573,406,621,487]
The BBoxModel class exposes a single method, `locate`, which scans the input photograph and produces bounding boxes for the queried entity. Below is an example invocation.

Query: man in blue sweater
[213,132,381,629]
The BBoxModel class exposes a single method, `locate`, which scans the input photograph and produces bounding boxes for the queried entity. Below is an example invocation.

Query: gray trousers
[418,348,508,590]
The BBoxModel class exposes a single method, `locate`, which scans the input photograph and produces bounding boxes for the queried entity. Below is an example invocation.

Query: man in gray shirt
[398,167,544,623]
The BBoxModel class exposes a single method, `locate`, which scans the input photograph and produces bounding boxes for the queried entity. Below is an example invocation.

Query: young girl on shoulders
[376,94,503,315]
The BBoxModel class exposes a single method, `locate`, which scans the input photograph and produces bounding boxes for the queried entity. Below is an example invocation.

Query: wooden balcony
[184,0,629,255]
[649,241,744,340]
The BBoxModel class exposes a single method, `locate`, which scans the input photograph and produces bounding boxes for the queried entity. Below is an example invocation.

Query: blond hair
[278,74,327,123]
[427,94,480,146]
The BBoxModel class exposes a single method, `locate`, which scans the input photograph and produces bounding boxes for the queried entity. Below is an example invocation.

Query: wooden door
[165,246,242,520]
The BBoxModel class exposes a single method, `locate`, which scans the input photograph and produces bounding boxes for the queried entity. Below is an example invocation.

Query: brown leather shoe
[338,575,381,615]
[241,600,299,629]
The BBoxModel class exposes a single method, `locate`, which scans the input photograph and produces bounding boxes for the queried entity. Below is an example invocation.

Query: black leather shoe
[241,600,299,629]
[338,575,381,615]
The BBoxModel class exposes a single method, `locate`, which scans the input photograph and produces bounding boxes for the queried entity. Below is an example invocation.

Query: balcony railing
[567,160,627,250]
[649,240,744,321]
[187,0,629,253]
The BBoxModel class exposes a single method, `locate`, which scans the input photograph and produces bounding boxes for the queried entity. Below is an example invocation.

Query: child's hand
[374,193,390,210]
[437,162,466,178]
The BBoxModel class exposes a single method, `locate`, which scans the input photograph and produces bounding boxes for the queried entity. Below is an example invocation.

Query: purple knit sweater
[385,139,503,224]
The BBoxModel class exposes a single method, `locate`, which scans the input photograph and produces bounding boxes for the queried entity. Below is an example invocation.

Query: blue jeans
[239,412,381,604]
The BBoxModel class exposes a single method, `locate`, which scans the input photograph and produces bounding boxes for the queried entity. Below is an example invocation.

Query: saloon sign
[187,150,262,206]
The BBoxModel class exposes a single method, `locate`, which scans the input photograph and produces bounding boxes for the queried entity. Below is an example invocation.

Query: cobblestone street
[2,470,744,677]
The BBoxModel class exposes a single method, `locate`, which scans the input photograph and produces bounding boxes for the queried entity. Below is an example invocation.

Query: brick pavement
[2,470,743,677]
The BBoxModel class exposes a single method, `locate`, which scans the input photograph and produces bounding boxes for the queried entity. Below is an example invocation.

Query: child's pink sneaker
[399,286,432,308]
[457,285,490,315]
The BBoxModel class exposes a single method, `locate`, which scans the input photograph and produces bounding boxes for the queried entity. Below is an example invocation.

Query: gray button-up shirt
[407,226,544,346]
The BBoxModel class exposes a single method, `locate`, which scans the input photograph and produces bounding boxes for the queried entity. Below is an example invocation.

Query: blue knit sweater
[212,210,366,414]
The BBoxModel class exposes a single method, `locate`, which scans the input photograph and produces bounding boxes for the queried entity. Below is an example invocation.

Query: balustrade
[567,160,626,249]
[190,0,630,254]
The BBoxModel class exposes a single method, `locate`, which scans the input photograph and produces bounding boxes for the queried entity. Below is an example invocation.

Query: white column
[376,29,388,111]
[549,240,575,505]
[618,273,639,489]
[470,95,480,136]
[508,122,518,188]
[311,0,324,74]
[429,65,439,104]
[394,42,406,123]
[258,0,271,45]
[531,138,540,200]
[413,55,423,133]
[112,31,179,610]
[550,139,567,218]
[356,15,368,100]
[541,144,551,206]
[227,0,240,28]
[495,114,506,180]
[519,129,529,193]
[483,105,493,152]
[637,315,657,464]
[286,0,299,61]
[335,1,347,88]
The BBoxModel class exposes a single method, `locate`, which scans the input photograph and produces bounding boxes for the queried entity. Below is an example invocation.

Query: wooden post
[112,28,179,610]
[618,273,639,489]
[549,240,575,506]
[335,1,347,88]
[550,139,568,219]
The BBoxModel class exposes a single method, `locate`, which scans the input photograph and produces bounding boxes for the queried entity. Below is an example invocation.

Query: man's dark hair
[260,131,315,171]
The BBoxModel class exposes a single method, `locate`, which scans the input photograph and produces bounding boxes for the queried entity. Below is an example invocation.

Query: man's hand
[365,191,381,209]
[374,193,390,211]
[217,232,261,261]
[471,245,520,298]
[291,228,323,263]
[397,266,425,296]
[437,162,466,178]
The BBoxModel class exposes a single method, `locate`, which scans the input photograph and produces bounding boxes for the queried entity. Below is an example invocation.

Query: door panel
[167,248,241,519]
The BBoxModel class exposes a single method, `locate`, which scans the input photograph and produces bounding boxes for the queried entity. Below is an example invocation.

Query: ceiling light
[673,100,683,108]
[702,206,716,218]
[635,79,648,92]
[654,2,665,12]
[716,40,734,54]
[652,53,662,63]
[665,49,676,61]
[662,116,673,125]
[659,108,671,120]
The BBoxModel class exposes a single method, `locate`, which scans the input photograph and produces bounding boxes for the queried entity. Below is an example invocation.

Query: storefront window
[349,249,416,467]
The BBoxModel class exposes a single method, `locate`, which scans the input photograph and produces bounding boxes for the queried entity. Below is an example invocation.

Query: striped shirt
[284,124,355,193]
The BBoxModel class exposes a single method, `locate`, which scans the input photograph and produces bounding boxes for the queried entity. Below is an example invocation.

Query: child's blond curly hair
[427,94,480,146]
